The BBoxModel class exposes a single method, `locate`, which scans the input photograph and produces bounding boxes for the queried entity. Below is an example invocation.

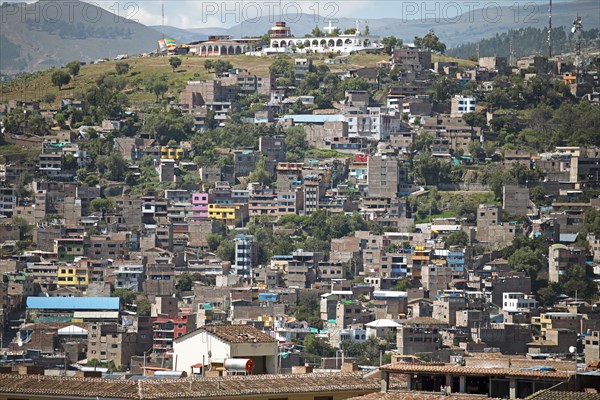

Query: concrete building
[432,295,467,327]
[365,319,400,339]
[234,234,258,276]
[502,292,538,312]
[172,324,278,375]
[548,244,586,283]
[396,317,446,358]
[87,323,137,368]
[191,192,209,219]
[111,264,144,292]
[584,330,600,365]
[0,186,16,217]
[450,95,476,117]
[535,312,583,335]
[421,264,453,295]
[392,46,432,72]
[367,154,407,198]
[503,185,530,217]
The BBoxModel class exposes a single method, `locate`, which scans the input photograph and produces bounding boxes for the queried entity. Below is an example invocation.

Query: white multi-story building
[260,20,383,55]
[0,186,16,217]
[502,292,538,312]
[113,264,144,292]
[234,234,258,276]
[450,95,476,116]
[344,107,402,141]
[272,319,311,342]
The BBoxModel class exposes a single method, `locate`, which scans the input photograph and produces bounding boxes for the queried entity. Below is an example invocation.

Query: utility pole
[548,0,552,58]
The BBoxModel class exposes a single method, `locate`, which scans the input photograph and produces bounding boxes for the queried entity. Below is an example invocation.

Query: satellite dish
[571,27,576,33]
[569,346,576,354]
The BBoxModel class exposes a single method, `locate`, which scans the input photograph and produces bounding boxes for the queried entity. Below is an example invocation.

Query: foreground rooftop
[0,372,387,399]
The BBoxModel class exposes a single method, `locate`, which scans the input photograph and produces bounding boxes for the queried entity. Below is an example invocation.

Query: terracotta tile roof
[202,324,277,344]
[347,391,498,400]
[381,363,573,379]
[528,391,600,400]
[0,372,394,399]
[0,375,139,399]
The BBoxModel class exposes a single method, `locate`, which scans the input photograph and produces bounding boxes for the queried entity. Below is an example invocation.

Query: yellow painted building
[161,146,185,160]
[57,266,89,286]
[208,203,248,227]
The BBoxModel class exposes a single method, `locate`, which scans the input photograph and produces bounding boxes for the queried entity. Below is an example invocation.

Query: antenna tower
[572,16,583,80]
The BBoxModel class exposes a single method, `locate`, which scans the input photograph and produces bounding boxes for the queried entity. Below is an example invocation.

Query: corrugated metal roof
[72,311,119,319]
[26,297,120,310]
[559,233,579,243]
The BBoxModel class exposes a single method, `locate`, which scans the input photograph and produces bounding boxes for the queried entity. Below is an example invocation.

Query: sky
[88,0,571,29]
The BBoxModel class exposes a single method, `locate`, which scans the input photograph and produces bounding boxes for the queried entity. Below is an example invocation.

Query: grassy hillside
[0,52,475,107]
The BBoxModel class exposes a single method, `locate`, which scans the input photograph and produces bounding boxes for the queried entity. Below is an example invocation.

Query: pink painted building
[191,192,209,219]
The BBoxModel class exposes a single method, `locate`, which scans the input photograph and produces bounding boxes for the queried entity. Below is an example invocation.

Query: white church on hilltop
[259,20,383,55]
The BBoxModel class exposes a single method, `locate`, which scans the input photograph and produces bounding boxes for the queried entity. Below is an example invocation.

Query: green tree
[213,59,233,75]
[468,140,486,162]
[113,288,136,305]
[463,112,487,129]
[338,77,370,99]
[294,291,323,328]
[382,36,402,55]
[429,76,456,103]
[136,299,151,316]
[145,74,168,102]
[115,62,130,75]
[89,197,116,213]
[203,59,213,71]
[217,240,235,263]
[12,217,33,238]
[51,69,71,90]
[444,230,469,247]
[269,55,294,80]
[311,25,324,37]
[413,153,447,186]
[66,60,81,76]
[169,56,182,72]
[144,108,194,145]
[561,265,598,301]
[177,273,194,292]
[42,93,56,104]
[207,233,224,251]
[284,125,308,161]
[248,156,272,185]
[508,247,544,280]
[96,151,129,181]
[302,333,335,363]
[415,30,446,54]
[393,279,411,291]
[537,282,560,307]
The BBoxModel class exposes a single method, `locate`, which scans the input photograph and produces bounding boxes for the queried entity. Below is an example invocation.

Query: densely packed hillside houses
[0,11,600,400]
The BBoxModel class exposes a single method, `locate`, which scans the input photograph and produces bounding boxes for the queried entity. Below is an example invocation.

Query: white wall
[173,330,278,375]
[173,330,230,375]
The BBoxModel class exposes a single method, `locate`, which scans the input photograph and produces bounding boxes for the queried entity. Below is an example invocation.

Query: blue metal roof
[559,233,579,243]
[26,297,120,310]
